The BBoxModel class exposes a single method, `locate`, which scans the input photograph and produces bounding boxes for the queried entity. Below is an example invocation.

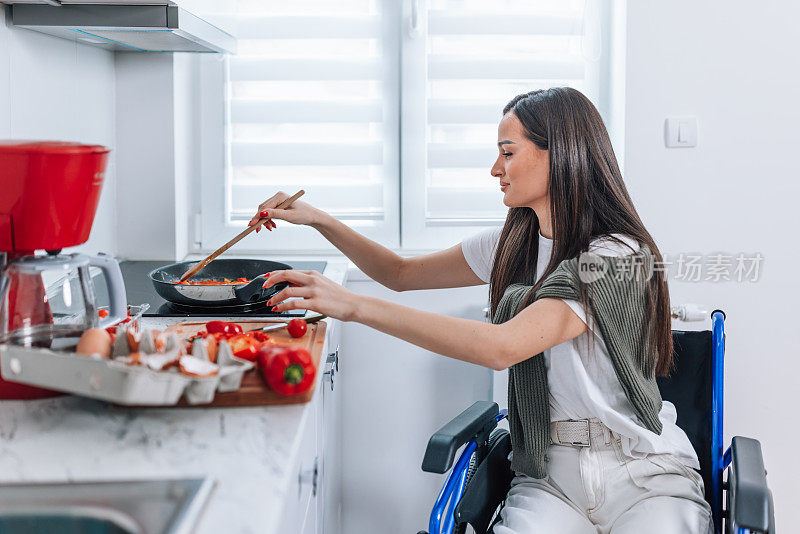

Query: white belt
[550,419,608,447]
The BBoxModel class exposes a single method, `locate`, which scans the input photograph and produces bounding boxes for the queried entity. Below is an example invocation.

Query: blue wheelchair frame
[428,410,507,534]
[424,310,772,534]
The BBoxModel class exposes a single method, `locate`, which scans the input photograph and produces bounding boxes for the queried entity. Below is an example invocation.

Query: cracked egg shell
[142,351,181,371]
[153,329,166,352]
[127,329,140,352]
[179,355,219,378]
[117,352,142,366]
[205,335,218,362]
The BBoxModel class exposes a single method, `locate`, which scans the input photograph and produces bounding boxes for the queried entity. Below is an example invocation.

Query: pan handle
[234,274,289,303]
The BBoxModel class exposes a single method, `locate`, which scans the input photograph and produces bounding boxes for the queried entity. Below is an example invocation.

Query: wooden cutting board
[164,320,327,407]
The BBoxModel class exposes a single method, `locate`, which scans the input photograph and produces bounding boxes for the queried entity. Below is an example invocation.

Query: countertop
[0,258,349,534]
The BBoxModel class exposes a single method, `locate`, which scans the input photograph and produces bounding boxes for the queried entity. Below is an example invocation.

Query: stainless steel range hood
[10,4,236,54]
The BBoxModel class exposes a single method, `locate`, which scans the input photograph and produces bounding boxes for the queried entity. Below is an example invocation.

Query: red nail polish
[265,272,271,277]
[271,306,278,312]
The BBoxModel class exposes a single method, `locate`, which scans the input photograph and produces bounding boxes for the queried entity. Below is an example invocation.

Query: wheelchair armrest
[728,436,774,533]
[422,401,499,474]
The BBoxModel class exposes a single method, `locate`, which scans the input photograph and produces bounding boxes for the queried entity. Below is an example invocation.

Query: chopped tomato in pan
[178,277,250,286]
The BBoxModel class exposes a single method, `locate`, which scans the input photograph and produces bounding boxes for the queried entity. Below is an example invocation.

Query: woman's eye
[502,152,512,158]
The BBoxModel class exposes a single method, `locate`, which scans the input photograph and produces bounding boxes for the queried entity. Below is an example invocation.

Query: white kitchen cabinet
[278,318,342,534]
[278,369,319,533]
[320,321,343,534]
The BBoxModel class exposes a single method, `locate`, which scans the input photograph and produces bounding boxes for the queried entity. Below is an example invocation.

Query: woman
[248,87,713,533]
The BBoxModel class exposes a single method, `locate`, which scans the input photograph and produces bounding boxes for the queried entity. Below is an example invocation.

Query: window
[199,0,612,253]
[200,0,399,251]
[401,0,606,248]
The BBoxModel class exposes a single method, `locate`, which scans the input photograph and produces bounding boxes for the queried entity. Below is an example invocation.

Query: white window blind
[199,0,609,252]
[201,0,400,252]
[400,0,605,249]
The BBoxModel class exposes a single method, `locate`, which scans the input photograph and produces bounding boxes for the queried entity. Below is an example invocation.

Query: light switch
[665,117,698,148]
[678,121,689,142]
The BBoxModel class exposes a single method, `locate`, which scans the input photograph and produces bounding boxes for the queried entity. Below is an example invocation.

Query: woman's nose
[491,162,503,178]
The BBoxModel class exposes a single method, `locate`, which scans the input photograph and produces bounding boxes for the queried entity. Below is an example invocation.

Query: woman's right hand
[248,191,325,233]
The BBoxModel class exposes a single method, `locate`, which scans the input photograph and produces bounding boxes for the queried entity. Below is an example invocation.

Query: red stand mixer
[0,141,127,399]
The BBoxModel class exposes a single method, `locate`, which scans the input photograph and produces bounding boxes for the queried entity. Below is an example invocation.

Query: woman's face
[491,112,549,210]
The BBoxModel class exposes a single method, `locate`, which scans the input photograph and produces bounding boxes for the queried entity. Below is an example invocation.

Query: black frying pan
[148,259,291,307]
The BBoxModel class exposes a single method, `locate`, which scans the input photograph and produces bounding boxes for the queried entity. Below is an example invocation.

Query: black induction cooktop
[117,260,327,318]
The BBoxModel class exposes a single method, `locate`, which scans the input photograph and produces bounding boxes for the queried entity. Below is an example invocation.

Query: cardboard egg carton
[0,324,254,406]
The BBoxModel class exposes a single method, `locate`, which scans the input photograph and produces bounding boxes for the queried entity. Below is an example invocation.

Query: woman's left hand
[263,270,360,322]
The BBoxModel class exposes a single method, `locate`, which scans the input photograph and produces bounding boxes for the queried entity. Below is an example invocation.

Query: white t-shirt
[461,226,699,468]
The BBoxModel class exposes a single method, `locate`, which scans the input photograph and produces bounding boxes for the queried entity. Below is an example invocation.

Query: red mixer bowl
[0,140,111,255]
[0,140,111,399]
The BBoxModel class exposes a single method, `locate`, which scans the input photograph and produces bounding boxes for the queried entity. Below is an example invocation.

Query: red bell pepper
[187,324,271,360]
[226,334,259,361]
[257,345,316,396]
[248,330,271,344]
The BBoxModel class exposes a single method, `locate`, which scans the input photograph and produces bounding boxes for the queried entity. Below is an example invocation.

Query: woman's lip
[500,184,508,190]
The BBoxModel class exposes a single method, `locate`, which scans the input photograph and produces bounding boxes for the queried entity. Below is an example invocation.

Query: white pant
[493,419,713,534]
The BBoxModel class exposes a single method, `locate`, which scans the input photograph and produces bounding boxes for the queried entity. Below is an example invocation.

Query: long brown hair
[489,87,673,377]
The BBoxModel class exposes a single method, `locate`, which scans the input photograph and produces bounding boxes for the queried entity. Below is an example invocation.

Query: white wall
[0,8,117,256]
[625,2,799,528]
[114,52,201,262]
[111,1,230,262]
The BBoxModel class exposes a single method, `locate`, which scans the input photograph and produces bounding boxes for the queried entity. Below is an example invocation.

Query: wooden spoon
[178,190,305,283]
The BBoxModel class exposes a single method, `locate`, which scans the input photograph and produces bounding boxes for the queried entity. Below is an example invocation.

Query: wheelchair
[418,308,775,534]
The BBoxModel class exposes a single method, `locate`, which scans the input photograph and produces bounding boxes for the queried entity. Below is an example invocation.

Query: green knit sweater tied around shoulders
[491,242,663,479]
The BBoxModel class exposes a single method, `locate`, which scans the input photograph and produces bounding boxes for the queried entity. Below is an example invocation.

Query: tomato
[226,335,259,361]
[179,278,251,286]
[286,318,308,338]
[205,320,243,336]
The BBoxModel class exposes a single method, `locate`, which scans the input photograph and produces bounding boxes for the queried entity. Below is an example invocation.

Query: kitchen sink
[0,478,214,534]
[0,508,137,533]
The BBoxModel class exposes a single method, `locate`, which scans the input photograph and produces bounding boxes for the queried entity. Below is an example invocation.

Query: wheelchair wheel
[454,429,507,534]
